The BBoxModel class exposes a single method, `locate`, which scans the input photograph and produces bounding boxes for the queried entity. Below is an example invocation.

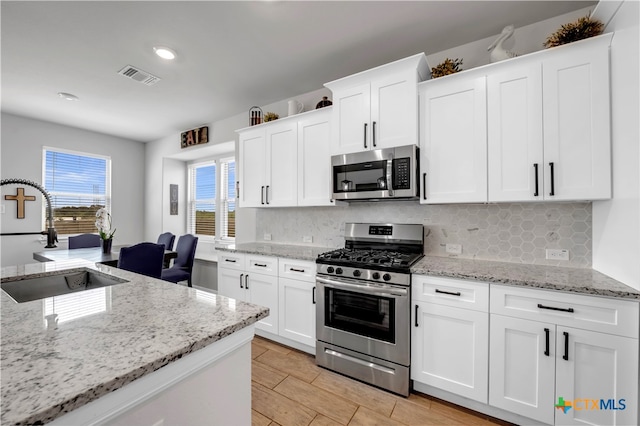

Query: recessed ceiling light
[58,92,79,101]
[153,46,177,60]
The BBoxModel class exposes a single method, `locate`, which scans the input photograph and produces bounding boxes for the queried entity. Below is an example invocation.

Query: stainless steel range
[315,223,424,396]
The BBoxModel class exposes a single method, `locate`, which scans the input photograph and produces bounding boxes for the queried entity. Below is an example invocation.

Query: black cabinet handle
[266,186,270,205]
[254,263,267,268]
[435,289,461,296]
[312,287,316,304]
[372,121,377,147]
[236,181,240,199]
[533,163,539,197]
[538,303,574,313]
[544,328,550,356]
[225,258,237,263]
[261,186,265,205]
[290,267,305,273]
[363,123,368,149]
[422,173,427,200]
[245,274,249,290]
[549,162,555,196]
[563,331,569,361]
[414,304,419,327]
[240,273,244,289]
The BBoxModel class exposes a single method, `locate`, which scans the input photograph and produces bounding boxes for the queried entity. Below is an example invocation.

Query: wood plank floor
[251,336,513,426]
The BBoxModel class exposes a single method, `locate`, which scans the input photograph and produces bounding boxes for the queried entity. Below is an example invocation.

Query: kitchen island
[1,259,268,425]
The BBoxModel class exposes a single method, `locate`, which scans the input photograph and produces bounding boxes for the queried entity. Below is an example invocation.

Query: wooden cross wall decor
[4,187,36,219]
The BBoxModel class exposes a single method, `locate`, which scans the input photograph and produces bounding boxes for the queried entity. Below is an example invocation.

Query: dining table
[33,245,178,267]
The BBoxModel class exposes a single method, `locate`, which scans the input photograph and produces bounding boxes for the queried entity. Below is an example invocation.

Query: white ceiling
[1,1,597,143]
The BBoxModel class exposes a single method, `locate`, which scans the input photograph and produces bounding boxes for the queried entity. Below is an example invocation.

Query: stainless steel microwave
[331,145,420,201]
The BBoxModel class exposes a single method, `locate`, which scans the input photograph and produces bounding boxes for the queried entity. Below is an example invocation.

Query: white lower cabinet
[278,258,316,348]
[489,285,639,426]
[411,276,489,403]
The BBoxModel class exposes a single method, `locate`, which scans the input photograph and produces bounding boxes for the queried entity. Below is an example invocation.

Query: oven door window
[325,287,395,343]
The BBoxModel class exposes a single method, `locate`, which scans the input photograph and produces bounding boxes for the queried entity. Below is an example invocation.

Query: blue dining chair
[68,233,101,249]
[117,242,165,279]
[161,234,198,287]
[157,232,175,251]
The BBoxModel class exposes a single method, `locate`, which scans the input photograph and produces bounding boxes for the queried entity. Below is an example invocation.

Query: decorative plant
[95,208,116,240]
[431,58,463,78]
[543,15,604,48]
[264,112,279,122]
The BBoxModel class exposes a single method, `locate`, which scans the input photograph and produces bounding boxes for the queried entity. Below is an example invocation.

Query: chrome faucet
[1,178,58,248]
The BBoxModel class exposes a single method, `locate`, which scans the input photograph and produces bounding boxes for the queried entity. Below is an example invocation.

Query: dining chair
[161,234,198,287]
[68,233,101,249]
[157,232,176,268]
[117,242,165,279]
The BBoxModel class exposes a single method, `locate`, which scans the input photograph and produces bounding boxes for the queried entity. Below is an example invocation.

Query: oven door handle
[316,276,407,298]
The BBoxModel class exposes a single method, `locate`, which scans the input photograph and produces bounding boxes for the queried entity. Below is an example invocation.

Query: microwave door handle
[386,153,394,196]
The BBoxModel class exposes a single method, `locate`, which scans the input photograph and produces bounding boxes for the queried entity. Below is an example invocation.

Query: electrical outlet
[546,249,569,261]
[0,204,5,214]
[263,233,272,241]
[303,236,313,243]
[446,244,462,255]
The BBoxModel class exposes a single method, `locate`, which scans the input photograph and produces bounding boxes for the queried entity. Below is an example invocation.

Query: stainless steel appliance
[331,145,419,201]
[315,223,424,396]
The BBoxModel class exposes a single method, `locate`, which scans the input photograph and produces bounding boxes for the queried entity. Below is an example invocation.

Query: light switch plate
[546,249,569,261]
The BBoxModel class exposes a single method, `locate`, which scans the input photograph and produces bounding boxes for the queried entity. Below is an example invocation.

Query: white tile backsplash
[254,201,592,267]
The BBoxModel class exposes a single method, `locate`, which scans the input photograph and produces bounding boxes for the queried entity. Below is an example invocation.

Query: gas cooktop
[316,248,423,272]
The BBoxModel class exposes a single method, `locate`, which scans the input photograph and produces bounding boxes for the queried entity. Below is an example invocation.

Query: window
[43,147,111,235]
[188,158,235,239]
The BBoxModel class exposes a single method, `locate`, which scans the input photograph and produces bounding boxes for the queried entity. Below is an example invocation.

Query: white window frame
[187,156,235,242]
[42,146,112,237]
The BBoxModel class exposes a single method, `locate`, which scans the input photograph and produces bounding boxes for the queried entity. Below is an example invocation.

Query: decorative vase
[316,96,332,109]
[102,238,113,254]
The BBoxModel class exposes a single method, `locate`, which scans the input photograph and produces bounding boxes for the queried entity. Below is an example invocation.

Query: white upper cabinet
[297,108,334,206]
[419,71,488,204]
[238,128,267,208]
[541,34,612,201]
[325,53,429,155]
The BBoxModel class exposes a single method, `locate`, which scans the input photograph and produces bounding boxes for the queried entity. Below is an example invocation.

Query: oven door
[315,275,409,366]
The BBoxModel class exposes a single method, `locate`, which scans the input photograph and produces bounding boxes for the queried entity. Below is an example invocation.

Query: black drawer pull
[225,259,237,263]
[563,331,569,361]
[544,328,550,356]
[435,289,461,296]
[290,267,305,273]
[254,263,267,267]
[414,304,419,327]
[537,303,574,313]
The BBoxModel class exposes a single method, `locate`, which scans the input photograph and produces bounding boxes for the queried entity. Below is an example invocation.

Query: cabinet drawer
[279,259,316,283]
[412,275,489,312]
[218,252,246,271]
[490,285,639,338]
[246,255,278,276]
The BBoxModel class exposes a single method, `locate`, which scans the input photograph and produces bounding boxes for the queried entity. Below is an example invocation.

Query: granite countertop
[411,256,640,300]
[0,259,269,425]
[216,242,332,262]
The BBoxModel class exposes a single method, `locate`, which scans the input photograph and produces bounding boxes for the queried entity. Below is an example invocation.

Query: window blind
[43,148,111,235]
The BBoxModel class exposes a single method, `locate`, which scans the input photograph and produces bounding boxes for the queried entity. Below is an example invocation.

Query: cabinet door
[298,109,334,206]
[489,314,556,425]
[238,129,266,208]
[419,74,487,203]
[246,273,279,333]
[217,268,246,302]
[542,37,611,200]
[331,82,371,154]
[555,327,638,426]
[371,71,418,150]
[265,121,298,206]
[488,61,544,202]
[412,301,488,403]
[278,277,316,347]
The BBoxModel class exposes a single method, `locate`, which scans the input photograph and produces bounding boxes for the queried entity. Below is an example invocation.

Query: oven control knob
[335,268,343,275]
[372,272,380,280]
[353,270,361,277]
[383,273,392,281]
[327,266,335,273]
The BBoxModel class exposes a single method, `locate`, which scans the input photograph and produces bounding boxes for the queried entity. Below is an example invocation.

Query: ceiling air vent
[117,65,161,86]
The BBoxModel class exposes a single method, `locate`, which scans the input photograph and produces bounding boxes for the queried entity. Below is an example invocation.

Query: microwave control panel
[392,158,411,190]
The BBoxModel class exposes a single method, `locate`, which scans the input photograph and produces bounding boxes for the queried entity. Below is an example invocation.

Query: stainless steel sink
[1,269,128,303]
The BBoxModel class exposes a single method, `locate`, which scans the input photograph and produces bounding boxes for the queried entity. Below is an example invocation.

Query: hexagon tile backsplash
[255,202,592,267]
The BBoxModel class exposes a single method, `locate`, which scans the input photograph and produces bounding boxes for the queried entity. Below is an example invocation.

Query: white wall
[1,113,145,267]
[161,158,187,238]
[592,0,640,290]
